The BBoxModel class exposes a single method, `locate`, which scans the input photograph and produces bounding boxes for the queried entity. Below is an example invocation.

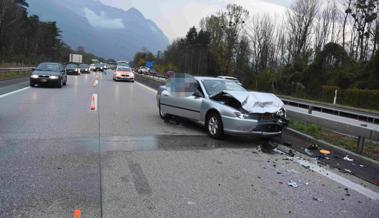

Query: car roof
[194,76,225,81]
[40,62,60,65]
[218,76,238,80]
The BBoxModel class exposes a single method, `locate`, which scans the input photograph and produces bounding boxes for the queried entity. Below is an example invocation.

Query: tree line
[0,0,104,65]
[133,0,379,107]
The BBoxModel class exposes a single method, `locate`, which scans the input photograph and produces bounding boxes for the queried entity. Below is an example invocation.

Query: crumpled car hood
[222,90,284,113]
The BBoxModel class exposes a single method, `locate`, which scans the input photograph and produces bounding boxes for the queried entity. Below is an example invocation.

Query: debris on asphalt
[276,172,282,175]
[319,149,331,155]
[308,144,319,150]
[304,148,314,156]
[343,155,354,162]
[287,169,298,174]
[344,169,352,174]
[188,201,196,205]
[312,197,319,201]
[288,150,295,157]
[288,180,298,188]
[301,165,311,170]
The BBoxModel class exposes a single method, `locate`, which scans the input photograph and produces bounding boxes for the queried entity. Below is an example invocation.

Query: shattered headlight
[234,112,249,119]
[276,108,286,118]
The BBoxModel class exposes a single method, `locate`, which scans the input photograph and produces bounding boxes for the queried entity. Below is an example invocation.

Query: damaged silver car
[157,74,288,139]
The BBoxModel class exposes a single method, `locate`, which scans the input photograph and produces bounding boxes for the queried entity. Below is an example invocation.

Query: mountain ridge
[26,0,169,60]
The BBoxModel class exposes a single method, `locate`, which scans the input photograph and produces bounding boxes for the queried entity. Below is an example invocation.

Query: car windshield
[36,63,60,72]
[202,79,246,96]
[79,64,88,68]
[117,67,130,71]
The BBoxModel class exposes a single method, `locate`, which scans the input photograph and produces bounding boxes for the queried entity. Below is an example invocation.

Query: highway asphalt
[0,72,378,218]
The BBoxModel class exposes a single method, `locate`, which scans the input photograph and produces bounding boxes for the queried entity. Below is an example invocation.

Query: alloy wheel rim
[208,117,218,135]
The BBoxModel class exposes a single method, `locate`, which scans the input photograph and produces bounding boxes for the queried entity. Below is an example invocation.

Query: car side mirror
[193,90,203,98]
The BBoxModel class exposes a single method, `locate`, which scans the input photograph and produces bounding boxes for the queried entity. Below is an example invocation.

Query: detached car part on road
[30,62,67,88]
[157,74,288,139]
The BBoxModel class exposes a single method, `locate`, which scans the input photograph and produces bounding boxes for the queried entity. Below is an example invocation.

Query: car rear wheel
[30,82,35,87]
[206,112,224,139]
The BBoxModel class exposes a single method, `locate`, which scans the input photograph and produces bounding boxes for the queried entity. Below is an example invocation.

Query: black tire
[159,103,166,119]
[206,112,224,139]
[57,79,62,88]
[30,82,35,87]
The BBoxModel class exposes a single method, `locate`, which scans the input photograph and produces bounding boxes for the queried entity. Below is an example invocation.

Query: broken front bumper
[221,115,287,137]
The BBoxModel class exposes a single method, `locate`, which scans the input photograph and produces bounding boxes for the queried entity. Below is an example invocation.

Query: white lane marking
[135,81,157,93]
[293,157,379,201]
[90,93,98,111]
[0,87,30,99]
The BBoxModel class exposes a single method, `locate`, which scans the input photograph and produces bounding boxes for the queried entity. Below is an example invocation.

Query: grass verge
[289,119,379,161]
[0,71,31,81]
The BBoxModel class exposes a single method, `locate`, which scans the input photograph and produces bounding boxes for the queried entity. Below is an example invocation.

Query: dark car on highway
[79,64,90,74]
[30,62,67,88]
[66,64,80,75]
[94,63,104,72]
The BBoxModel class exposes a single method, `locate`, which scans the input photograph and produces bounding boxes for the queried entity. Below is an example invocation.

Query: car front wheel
[206,112,224,139]
[159,103,167,120]
[57,79,62,88]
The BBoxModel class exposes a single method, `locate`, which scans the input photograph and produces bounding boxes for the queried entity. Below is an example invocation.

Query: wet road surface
[0,72,378,218]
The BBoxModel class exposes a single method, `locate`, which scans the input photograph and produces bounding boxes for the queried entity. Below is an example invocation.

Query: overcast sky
[99,0,294,41]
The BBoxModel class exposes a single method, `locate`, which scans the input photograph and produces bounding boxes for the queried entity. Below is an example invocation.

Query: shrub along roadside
[0,71,31,81]
[322,86,379,110]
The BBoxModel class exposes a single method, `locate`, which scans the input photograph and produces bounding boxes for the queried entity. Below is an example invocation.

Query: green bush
[321,86,379,110]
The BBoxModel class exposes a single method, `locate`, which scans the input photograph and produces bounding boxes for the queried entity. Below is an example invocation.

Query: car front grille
[246,113,275,121]
[254,123,282,133]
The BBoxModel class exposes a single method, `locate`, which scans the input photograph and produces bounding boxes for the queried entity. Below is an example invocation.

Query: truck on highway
[69,54,83,63]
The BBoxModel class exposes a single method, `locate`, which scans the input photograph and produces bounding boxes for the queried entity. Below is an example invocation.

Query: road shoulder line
[135,81,157,93]
[0,87,30,99]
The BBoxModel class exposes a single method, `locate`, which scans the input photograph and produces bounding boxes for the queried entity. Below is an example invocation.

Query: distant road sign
[146,61,154,69]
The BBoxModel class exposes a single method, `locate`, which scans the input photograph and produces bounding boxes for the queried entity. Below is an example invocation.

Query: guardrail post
[308,106,313,114]
[356,136,365,154]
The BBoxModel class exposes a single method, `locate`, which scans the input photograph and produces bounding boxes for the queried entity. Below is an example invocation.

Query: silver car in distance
[156,74,288,139]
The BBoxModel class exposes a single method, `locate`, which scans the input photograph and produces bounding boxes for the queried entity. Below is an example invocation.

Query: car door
[159,75,203,120]
[177,80,204,121]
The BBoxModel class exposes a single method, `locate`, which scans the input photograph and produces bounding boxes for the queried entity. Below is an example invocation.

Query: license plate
[41,79,47,82]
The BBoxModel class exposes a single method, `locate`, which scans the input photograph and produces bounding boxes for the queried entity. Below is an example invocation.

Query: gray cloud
[84,8,125,29]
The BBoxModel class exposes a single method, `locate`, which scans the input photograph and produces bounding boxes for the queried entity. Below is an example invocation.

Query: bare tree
[244,14,276,72]
[342,0,353,50]
[287,0,320,62]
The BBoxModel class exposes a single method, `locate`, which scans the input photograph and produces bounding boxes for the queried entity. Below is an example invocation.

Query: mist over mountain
[27,0,170,60]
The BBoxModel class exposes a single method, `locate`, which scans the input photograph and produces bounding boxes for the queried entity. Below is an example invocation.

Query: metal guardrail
[0,67,34,73]
[282,98,379,125]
